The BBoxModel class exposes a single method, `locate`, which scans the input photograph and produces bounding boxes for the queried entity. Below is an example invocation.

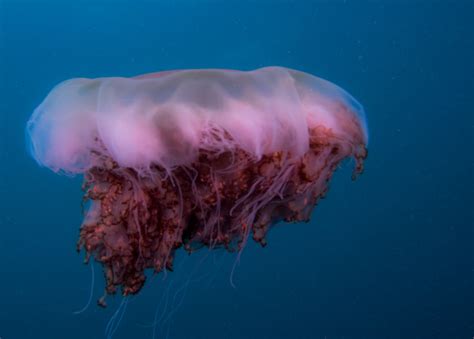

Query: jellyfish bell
[26,66,368,299]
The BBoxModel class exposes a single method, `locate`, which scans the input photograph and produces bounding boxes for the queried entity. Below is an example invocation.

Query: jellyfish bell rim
[26,66,368,176]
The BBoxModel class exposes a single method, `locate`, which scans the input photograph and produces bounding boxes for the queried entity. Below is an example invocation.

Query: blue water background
[0,1,472,338]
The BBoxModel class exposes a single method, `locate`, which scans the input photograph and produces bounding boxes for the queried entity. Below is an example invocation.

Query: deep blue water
[0,1,473,338]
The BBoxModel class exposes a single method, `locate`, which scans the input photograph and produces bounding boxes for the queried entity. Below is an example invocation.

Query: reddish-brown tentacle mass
[77,126,367,302]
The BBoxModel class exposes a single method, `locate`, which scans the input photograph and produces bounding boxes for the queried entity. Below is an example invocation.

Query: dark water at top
[0,1,472,338]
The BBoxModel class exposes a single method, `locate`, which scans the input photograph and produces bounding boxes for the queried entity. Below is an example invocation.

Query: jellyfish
[26,66,368,303]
